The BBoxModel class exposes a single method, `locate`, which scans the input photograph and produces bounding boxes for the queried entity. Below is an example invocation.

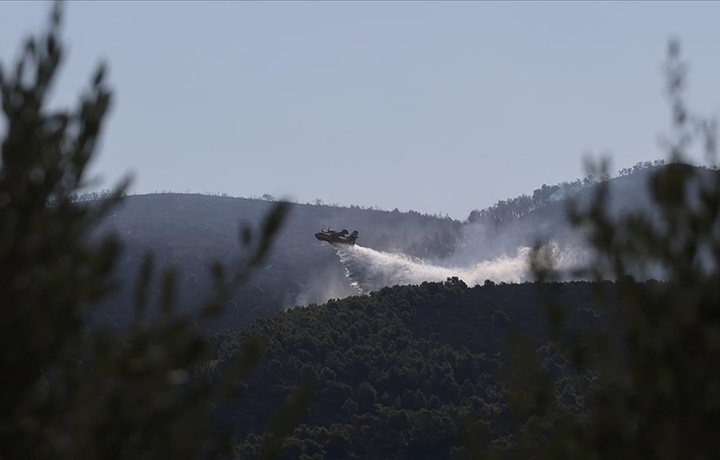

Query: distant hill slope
[94,194,460,330]
[92,164,718,330]
[455,164,720,265]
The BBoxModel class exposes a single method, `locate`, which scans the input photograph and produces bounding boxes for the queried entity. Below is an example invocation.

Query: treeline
[466,159,673,226]
[616,159,666,177]
[467,177,598,226]
[70,189,122,202]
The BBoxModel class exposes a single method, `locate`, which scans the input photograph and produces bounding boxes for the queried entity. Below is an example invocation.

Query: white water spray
[333,243,585,293]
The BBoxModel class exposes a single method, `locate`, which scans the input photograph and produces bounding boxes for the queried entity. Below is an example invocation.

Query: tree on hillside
[519,39,720,459]
[0,4,302,459]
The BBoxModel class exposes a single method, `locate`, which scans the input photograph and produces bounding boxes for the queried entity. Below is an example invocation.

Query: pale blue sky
[2,1,720,220]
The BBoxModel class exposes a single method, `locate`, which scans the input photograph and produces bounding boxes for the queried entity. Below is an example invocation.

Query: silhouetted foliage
[0,4,297,459]
[517,39,720,459]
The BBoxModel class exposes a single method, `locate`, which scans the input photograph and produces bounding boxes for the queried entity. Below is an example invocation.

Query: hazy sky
[2,1,720,220]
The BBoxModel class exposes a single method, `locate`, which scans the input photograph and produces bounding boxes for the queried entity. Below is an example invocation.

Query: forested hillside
[212,279,618,458]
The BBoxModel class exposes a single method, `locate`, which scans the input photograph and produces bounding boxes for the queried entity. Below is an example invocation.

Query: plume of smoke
[284,265,359,308]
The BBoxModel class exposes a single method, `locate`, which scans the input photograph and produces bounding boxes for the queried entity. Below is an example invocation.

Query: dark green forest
[2,4,720,460]
[215,279,614,458]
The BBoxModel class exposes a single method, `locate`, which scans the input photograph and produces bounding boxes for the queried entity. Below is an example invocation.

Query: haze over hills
[93,194,459,329]
[90,161,717,331]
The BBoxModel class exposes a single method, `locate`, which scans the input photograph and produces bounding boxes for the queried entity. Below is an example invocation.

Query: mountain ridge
[92,163,717,331]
